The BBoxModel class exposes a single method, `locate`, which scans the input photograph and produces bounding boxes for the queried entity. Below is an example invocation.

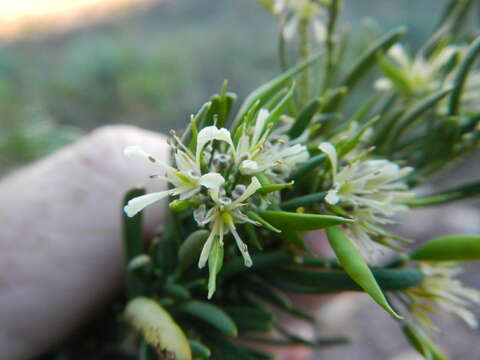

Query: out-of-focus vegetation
[1,0,469,172]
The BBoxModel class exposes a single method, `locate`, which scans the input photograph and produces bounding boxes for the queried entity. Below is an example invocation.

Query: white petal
[198,230,216,269]
[252,109,270,145]
[239,160,259,175]
[319,142,338,180]
[312,19,326,42]
[388,44,410,67]
[124,190,172,217]
[325,189,340,205]
[196,126,234,164]
[232,177,261,205]
[199,173,226,190]
[374,78,392,91]
[124,145,157,163]
[283,16,299,41]
[230,225,253,267]
[124,145,173,171]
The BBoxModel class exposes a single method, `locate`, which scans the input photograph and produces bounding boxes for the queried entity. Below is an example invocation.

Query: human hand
[0,125,344,360]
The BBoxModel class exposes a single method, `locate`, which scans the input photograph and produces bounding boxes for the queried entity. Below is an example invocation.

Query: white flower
[236,109,309,178]
[320,142,413,256]
[374,44,458,96]
[274,0,327,42]
[123,145,225,217]
[320,142,413,216]
[196,177,262,269]
[405,263,480,330]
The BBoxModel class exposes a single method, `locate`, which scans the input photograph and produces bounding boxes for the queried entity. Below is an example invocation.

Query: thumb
[0,125,169,360]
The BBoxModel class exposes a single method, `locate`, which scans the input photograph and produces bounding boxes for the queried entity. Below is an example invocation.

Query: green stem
[405,180,480,207]
[298,17,310,104]
[322,0,340,93]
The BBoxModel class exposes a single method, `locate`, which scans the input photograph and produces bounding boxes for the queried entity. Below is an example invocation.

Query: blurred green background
[0,0,468,173]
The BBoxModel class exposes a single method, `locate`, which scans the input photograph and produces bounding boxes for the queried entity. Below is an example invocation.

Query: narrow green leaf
[178,230,209,273]
[405,180,480,207]
[257,181,294,195]
[341,26,407,89]
[411,234,480,261]
[232,52,323,131]
[221,251,291,279]
[448,35,480,115]
[288,98,322,138]
[279,228,309,251]
[377,54,412,94]
[125,297,191,360]
[164,283,191,301]
[181,101,211,148]
[224,306,274,332]
[208,238,224,299]
[177,301,238,336]
[268,267,424,293]
[246,210,281,233]
[326,227,401,318]
[281,192,326,210]
[393,88,452,143]
[204,335,256,360]
[289,153,326,181]
[123,188,146,298]
[259,210,353,231]
[244,223,263,250]
[263,84,295,132]
[188,340,211,359]
[402,324,447,360]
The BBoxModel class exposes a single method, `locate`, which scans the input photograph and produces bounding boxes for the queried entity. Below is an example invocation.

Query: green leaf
[164,283,191,300]
[208,238,224,299]
[245,210,281,233]
[289,153,326,181]
[176,301,238,336]
[204,335,256,360]
[259,210,353,231]
[181,101,211,148]
[392,88,453,144]
[263,84,295,132]
[326,227,401,318]
[288,98,322,138]
[125,297,191,360]
[281,192,327,210]
[377,54,412,94]
[341,26,407,89]
[244,223,263,250]
[224,306,274,332]
[265,267,424,293]
[123,188,146,298]
[188,340,211,359]
[221,251,291,279]
[448,35,480,115]
[178,230,209,273]
[405,180,480,207]
[402,324,447,360]
[232,52,323,131]
[411,234,480,261]
[257,181,294,195]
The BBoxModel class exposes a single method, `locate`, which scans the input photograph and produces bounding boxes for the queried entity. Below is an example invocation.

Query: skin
[0,125,341,360]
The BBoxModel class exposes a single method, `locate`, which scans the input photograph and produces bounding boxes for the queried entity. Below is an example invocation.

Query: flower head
[123,145,225,217]
[195,177,262,269]
[374,44,458,96]
[273,0,327,42]
[319,142,413,255]
[404,263,480,330]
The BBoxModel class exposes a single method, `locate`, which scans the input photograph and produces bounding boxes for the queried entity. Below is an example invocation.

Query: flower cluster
[273,0,328,42]
[320,141,414,256]
[403,263,480,330]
